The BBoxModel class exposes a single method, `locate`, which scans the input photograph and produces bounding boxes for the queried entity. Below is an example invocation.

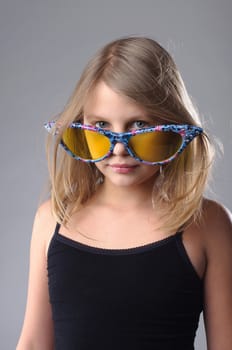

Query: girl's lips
[110,164,137,168]
[109,164,138,174]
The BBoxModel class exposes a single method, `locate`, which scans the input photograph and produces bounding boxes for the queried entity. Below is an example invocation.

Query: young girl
[17,37,232,350]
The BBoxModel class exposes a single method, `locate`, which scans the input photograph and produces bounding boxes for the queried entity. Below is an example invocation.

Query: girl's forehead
[83,81,148,117]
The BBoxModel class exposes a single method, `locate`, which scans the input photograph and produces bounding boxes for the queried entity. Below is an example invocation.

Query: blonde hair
[46,36,214,233]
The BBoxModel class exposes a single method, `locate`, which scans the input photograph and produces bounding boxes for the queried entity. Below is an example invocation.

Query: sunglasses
[44,121,203,165]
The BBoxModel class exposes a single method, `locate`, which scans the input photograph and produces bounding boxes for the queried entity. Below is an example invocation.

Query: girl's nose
[112,141,129,156]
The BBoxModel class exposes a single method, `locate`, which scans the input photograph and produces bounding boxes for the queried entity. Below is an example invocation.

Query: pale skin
[17,82,232,349]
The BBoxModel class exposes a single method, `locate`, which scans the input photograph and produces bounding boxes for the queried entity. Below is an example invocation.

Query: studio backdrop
[0,1,231,349]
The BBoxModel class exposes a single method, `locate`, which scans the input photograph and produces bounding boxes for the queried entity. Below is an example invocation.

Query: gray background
[1,1,231,349]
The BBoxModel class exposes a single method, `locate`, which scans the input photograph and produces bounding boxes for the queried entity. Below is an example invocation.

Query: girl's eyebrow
[83,114,105,120]
[83,115,108,124]
[83,114,153,121]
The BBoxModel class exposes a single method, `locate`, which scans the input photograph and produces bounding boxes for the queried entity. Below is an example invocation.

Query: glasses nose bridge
[110,133,129,154]
[112,133,128,146]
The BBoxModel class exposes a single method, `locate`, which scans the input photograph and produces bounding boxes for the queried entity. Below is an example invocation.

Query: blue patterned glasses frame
[44,121,203,165]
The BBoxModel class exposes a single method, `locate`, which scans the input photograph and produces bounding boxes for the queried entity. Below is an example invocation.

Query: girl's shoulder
[200,198,232,236]
[187,198,232,259]
[202,197,231,218]
[200,198,232,254]
[186,198,231,238]
[32,199,57,256]
[181,198,232,279]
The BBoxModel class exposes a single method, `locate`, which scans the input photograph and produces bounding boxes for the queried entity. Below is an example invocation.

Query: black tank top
[47,223,203,350]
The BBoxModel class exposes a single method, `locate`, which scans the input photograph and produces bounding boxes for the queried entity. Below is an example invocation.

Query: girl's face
[83,81,160,189]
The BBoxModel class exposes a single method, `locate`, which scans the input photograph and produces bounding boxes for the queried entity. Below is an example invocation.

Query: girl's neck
[94,180,154,210]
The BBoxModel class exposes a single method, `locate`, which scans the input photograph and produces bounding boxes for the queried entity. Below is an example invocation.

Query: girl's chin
[103,174,157,189]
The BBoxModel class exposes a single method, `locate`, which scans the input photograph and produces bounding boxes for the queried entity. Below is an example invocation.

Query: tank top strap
[54,222,61,236]
[174,230,189,265]
[174,230,202,282]
[174,230,185,255]
[175,230,184,239]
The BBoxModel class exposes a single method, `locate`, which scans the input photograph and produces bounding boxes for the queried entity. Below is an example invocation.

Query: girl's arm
[16,201,55,350]
[202,200,232,350]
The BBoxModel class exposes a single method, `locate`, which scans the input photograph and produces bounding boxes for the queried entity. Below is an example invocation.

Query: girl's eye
[95,121,109,129]
[131,120,149,129]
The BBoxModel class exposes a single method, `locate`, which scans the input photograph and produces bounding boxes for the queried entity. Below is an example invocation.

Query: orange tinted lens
[62,128,111,160]
[129,131,182,162]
